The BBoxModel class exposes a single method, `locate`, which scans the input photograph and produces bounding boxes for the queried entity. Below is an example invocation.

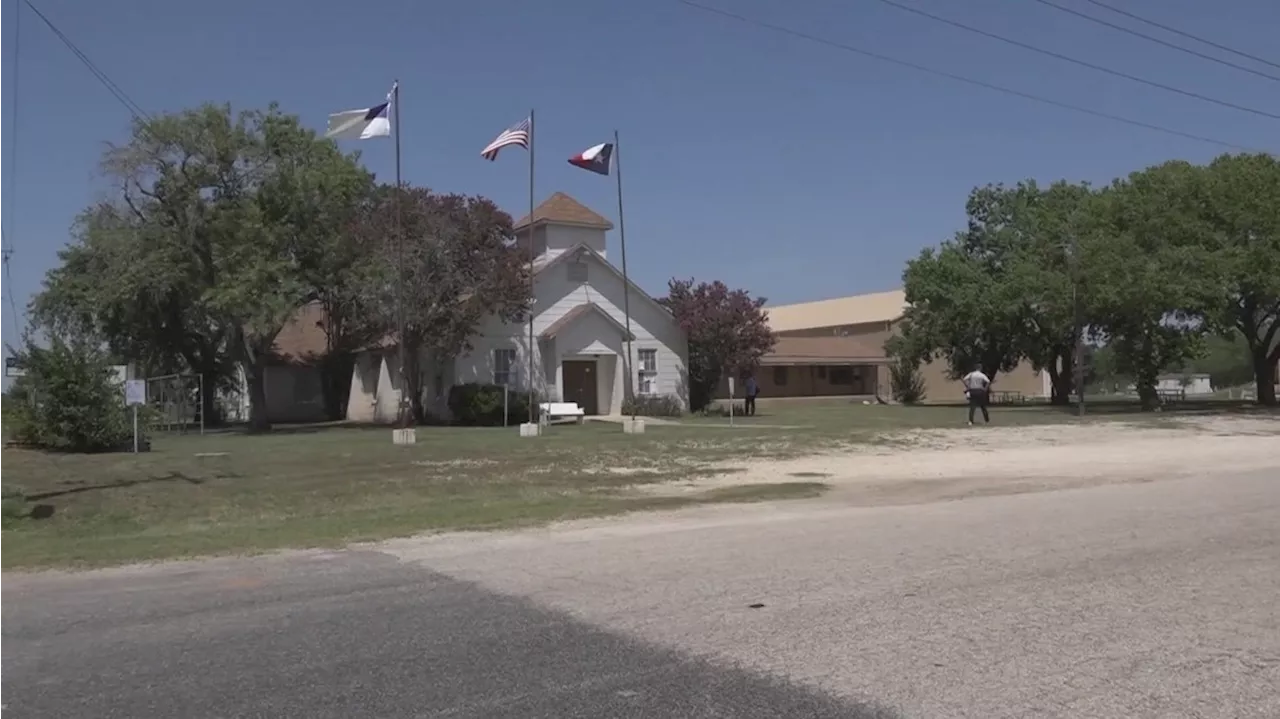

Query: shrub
[889,356,927,404]
[7,338,137,452]
[699,401,745,417]
[2,484,29,527]
[621,393,684,418]
[447,383,542,426]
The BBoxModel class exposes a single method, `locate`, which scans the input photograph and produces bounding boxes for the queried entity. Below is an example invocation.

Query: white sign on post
[124,379,147,406]
[5,357,26,377]
[727,376,735,426]
[125,379,146,454]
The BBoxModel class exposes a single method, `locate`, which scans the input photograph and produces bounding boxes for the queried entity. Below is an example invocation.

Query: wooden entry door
[562,360,599,415]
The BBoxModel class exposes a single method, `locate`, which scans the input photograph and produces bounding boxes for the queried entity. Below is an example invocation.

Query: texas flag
[567,142,614,176]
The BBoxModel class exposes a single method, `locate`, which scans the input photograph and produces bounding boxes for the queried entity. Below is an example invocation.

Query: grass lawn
[2,396,1267,569]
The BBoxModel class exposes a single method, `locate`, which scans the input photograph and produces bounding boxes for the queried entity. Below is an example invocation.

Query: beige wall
[777,321,894,344]
[916,359,1046,403]
[754,319,1048,403]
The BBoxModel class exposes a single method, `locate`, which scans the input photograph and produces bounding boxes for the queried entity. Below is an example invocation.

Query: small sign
[124,379,147,406]
[728,377,736,397]
[4,356,24,378]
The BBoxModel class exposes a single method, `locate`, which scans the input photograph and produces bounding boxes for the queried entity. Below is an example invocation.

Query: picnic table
[990,390,1025,405]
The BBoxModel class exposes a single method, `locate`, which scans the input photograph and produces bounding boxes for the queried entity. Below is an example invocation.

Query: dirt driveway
[381,415,1280,717]
[632,416,1280,507]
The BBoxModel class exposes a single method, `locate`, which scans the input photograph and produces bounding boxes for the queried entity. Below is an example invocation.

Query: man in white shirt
[962,366,991,425]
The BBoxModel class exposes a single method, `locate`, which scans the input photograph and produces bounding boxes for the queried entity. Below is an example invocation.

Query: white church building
[344,192,690,422]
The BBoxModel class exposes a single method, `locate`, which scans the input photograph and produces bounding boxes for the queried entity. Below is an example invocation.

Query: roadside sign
[5,356,25,378]
[124,379,147,406]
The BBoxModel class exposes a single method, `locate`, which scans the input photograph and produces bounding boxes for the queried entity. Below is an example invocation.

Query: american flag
[481,117,531,161]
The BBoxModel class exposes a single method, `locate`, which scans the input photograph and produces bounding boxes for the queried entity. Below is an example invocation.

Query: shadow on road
[3,550,904,719]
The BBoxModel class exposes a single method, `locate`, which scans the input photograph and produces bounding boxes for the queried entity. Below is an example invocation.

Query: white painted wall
[519,223,608,264]
[456,226,687,415]
[347,350,456,423]
[1157,374,1214,396]
[346,351,400,423]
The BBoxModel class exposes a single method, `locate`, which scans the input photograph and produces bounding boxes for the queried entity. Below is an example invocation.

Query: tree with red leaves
[355,185,530,422]
[662,278,776,411]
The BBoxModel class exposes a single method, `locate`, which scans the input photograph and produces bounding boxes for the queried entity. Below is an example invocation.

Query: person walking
[962,366,991,425]
[744,374,759,417]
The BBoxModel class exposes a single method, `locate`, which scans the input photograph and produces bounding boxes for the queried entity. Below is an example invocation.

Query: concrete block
[622,418,646,434]
[392,428,417,445]
[519,422,542,438]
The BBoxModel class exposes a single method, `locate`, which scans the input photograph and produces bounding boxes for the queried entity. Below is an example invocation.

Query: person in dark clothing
[962,367,991,425]
[744,375,759,417]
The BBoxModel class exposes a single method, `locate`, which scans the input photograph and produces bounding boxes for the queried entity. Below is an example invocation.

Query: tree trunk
[244,360,271,433]
[200,371,222,427]
[402,345,423,426]
[1047,352,1074,406]
[319,352,355,421]
[1134,359,1160,410]
[1253,348,1278,406]
[690,368,719,413]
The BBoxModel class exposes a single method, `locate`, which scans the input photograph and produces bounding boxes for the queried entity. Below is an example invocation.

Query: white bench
[539,402,586,424]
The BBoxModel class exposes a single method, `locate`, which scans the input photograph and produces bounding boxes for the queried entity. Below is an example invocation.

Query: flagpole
[393,80,408,430]
[614,130,636,421]
[527,108,536,427]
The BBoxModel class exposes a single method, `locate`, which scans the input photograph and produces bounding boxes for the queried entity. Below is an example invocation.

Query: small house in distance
[740,289,1049,403]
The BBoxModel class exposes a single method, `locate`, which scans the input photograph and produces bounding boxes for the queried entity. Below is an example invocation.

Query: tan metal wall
[758,319,1047,402]
[916,359,1045,403]
[776,321,894,344]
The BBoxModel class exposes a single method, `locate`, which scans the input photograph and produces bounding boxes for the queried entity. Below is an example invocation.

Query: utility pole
[1070,231,1085,417]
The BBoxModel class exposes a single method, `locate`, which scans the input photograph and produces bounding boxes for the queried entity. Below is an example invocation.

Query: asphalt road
[2,551,897,718]
[5,467,1278,718]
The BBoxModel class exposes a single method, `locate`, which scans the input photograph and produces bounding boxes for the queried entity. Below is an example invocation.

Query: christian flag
[567,142,614,176]
[325,85,394,140]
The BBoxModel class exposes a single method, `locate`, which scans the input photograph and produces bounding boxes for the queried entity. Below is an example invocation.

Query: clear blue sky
[3,0,1278,355]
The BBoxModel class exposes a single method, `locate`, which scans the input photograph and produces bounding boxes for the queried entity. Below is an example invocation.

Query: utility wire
[1029,0,1280,84]
[6,0,22,250]
[677,1,1265,152]
[870,0,1280,121]
[21,0,150,121]
[1079,0,1280,71]
[4,0,25,337]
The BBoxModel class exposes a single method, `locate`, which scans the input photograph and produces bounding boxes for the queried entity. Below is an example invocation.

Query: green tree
[896,182,1058,384]
[33,203,233,423]
[34,104,374,431]
[1198,153,1280,405]
[958,180,1095,404]
[1180,331,1256,391]
[884,335,927,404]
[1085,162,1218,409]
[6,337,134,452]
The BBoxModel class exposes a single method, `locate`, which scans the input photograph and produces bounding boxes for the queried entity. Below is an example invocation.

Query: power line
[1079,0,1280,71]
[21,0,150,121]
[1029,0,1280,84]
[4,0,24,338]
[6,0,22,250]
[676,1,1266,153]
[870,0,1280,121]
